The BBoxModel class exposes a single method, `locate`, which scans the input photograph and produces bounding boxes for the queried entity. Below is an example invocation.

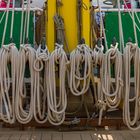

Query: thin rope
[123,0,140,32]
[2,0,11,46]
[26,0,31,40]
[117,0,124,52]
[0,12,6,24]
[10,0,15,40]
[22,1,28,44]
[130,0,138,45]
[97,0,108,51]
[20,0,25,44]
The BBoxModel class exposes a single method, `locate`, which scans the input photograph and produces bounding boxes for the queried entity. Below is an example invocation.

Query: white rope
[97,0,108,51]
[20,0,25,44]
[47,43,68,125]
[98,43,123,125]
[15,44,35,124]
[33,45,49,123]
[123,0,140,33]
[117,0,124,52]
[130,0,138,45]
[26,0,31,40]
[2,0,10,46]
[101,43,123,108]
[0,12,6,24]
[69,44,92,96]
[10,0,15,40]
[22,0,29,43]
[123,42,140,130]
[93,44,104,66]
[0,43,18,124]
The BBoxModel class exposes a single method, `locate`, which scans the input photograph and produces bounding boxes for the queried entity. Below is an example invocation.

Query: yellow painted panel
[60,0,78,51]
[46,0,56,52]
[82,0,90,46]
[46,0,90,51]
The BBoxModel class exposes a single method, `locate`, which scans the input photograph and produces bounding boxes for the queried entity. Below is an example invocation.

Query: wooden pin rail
[2,118,125,131]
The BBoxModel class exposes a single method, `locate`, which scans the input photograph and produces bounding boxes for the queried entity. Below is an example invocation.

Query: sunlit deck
[0,129,139,140]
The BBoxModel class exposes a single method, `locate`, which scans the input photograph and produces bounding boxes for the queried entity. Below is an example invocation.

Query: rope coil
[69,44,92,96]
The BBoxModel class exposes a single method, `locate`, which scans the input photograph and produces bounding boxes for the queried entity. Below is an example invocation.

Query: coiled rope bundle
[0,43,18,124]
[101,43,123,108]
[123,42,140,130]
[47,43,69,125]
[98,43,123,125]
[15,44,36,124]
[69,44,92,96]
[93,44,104,66]
[33,45,49,123]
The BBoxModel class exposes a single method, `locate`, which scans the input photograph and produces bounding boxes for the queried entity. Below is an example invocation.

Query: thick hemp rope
[101,43,123,108]
[0,43,18,124]
[47,43,69,125]
[123,42,140,130]
[15,44,36,124]
[98,43,123,125]
[69,44,92,96]
[33,45,49,123]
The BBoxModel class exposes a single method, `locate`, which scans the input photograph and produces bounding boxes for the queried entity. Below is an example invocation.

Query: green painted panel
[105,12,140,49]
[0,11,34,48]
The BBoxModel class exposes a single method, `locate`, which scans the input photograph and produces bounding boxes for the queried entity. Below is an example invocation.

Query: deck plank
[52,133,62,140]
[119,131,134,140]
[91,133,104,140]
[91,132,116,140]
[109,132,124,140]
[31,132,42,140]
[9,134,21,140]
[80,133,92,140]
[129,131,140,140]
[63,133,81,140]
[0,134,12,140]
[19,133,32,140]
[41,132,52,140]
[0,130,139,140]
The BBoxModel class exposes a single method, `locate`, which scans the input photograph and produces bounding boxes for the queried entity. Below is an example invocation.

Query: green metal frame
[105,12,140,49]
[0,11,34,48]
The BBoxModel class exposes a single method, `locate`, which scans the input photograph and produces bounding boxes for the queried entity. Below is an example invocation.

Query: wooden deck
[0,129,139,140]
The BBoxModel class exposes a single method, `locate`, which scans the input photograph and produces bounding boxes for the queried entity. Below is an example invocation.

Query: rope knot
[93,45,104,65]
[77,44,84,52]
[94,45,104,53]
[20,44,28,51]
[110,42,118,56]
[110,42,118,50]
[127,42,137,51]
[36,45,49,62]
[97,100,106,111]
[55,43,64,60]
[2,43,15,51]
[34,45,50,72]
[55,43,63,50]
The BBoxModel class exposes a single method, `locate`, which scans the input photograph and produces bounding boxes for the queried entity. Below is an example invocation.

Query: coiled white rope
[47,43,68,125]
[123,42,140,130]
[69,44,92,96]
[93,44,104,66]
[98,43,123,125]
[101,43,123,108]
[0,43,18,124]
[15,44,35,124]
[33,45,49,123]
